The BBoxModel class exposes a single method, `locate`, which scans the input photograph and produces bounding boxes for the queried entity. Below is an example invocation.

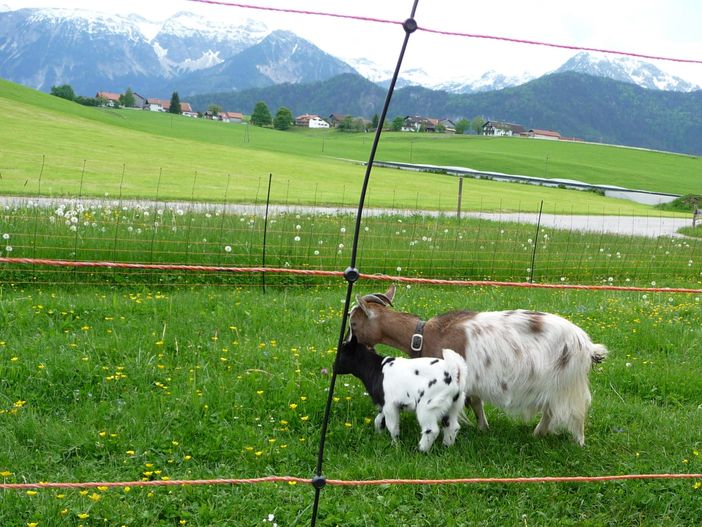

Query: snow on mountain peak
[555,51,699,92]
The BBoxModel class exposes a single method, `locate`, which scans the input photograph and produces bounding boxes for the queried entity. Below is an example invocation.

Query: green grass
[2,202,701,289]
[1,79,699,214]
[1,284,701,526]
[679,225,702,238]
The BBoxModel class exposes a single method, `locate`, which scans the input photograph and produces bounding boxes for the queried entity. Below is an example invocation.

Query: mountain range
[1,7,701,154]
[1,7,699,97]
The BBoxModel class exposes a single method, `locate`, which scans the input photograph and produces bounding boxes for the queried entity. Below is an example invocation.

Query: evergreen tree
[50,84,75,101]
[273,107,294,130]
[371,113,379,130]
[169,92,182,114]
[250,101,272,127]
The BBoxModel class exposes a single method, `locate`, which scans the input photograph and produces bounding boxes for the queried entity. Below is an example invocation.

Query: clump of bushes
[656,194,701,213]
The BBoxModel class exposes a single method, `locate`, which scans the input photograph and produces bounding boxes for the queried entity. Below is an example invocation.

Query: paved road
[1,196,692,238]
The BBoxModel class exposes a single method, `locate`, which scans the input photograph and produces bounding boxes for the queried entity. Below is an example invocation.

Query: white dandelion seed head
[224,245,232,253]
[340,227,346,233]
[294,236,301,242]
[2,233,9,240]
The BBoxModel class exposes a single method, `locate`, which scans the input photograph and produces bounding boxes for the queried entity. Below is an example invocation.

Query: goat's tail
[442,348,469,394]
[591,343,609,365]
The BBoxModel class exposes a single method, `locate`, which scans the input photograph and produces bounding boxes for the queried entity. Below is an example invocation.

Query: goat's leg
[441,396,464,447]
[373,412,386,432]
[467,396,489,430]
[382,406,401,443]
[417,409,440,453]
[533,407,552,437]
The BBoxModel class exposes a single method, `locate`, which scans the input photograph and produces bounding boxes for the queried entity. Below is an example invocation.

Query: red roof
[96,91,121,102]
[529,129,561,138]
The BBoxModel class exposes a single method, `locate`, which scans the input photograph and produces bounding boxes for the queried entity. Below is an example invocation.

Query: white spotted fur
[337,338,468,452]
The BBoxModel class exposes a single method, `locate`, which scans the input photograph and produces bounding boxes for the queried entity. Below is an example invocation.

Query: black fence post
[528,200,544,283]
[262,173,273,293]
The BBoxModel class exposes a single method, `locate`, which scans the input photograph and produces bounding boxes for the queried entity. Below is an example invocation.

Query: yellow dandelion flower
[288,480,297,485]
[255,451,263,456]
[27,522,39,527]
[289,403,298,410]
[26,490,37,496]
[256,390,264,395]
[77,513,89,520]
[89,493,101,502]
[301,415,310,421]
[184,455,192,461]
[694,481,701,490]
[344,422,352,428]
[124,486,131,493]
[79,490,88,496]
[0,470,12,477]
[97,486,108,492]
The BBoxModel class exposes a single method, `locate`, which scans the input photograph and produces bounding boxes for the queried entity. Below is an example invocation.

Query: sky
[5,0,702,86]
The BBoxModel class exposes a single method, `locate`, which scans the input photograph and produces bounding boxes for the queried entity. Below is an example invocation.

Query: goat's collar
[410,319,426,353]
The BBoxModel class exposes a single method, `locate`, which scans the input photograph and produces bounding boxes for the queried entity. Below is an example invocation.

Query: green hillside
[0,78,696,214]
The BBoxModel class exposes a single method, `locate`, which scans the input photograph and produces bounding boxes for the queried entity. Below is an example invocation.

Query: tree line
[50,84,486,135]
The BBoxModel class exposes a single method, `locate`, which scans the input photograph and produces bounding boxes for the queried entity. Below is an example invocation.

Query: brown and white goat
[347,284,608,446]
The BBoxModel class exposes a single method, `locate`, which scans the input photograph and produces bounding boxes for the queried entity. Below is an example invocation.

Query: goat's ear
[355,294,372,318]
[384,283,396,303]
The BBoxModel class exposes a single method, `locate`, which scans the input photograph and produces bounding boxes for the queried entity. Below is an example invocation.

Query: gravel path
[2,196,692,238]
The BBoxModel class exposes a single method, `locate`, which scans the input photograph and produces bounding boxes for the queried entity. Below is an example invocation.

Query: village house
[482,120,527,136]
[327,113,349,127]
[526,129,561,140]
[295,114,330,128]
[145,98,193,114]
[220,112,244,123]
[95,91,121,107]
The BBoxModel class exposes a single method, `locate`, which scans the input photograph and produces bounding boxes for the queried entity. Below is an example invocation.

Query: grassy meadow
[1,285,701,526]
[2,78,702,525]
[1,79,700,214]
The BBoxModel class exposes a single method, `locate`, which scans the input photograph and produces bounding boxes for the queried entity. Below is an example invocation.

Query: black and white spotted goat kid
[336,336,468,452]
